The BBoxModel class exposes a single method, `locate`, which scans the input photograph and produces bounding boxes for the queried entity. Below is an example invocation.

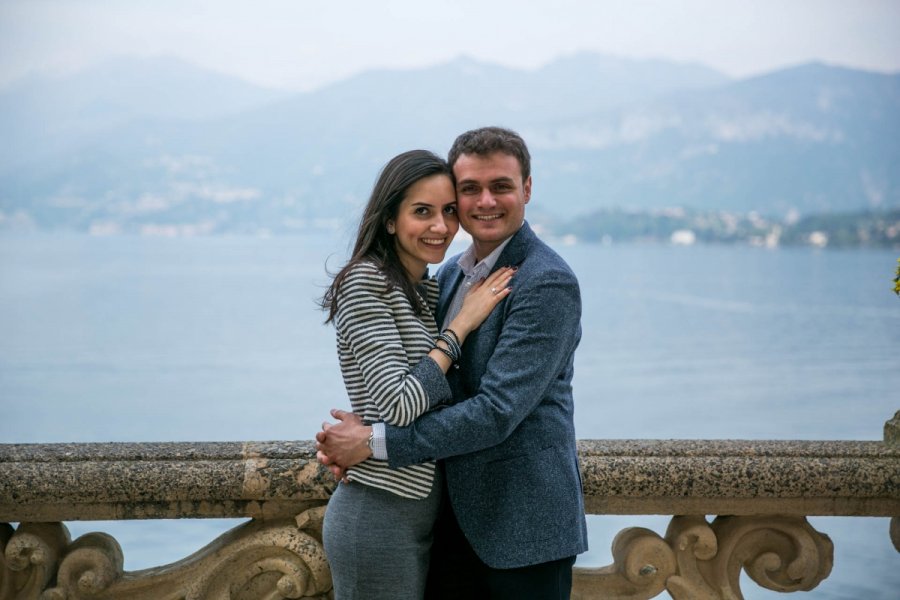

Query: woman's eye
[414,207,429,215]
[444,205,457,215]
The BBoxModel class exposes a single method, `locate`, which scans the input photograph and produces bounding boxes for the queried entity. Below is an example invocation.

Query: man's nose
[477,189,496,207]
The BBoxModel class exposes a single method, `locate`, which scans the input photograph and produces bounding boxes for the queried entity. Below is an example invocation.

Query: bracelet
[367,429,375,454]
[442,328,461,346]
[433,344,457,363]
[438,332,461,355]
[436,333,461,362]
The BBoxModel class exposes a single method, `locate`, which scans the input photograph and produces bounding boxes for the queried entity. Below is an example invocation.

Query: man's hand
[315,442,346,481]
[315,409,373,474]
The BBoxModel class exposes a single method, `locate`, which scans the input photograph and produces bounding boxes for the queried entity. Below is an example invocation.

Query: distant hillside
[0,56,288,168]
[1,53,898,235]
[554,207,900,249]
[530,63,900,217]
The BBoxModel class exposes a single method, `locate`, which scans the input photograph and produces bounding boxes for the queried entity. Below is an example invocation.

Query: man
[317,126,587,599]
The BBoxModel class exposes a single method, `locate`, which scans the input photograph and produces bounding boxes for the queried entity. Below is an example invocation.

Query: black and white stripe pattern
[334,261,439,499]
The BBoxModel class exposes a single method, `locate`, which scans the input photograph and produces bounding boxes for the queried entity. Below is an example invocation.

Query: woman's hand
[451,266,515,336]
[427,267,515,373]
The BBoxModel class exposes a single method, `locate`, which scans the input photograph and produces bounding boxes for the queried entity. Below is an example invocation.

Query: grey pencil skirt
[323,470,443,600]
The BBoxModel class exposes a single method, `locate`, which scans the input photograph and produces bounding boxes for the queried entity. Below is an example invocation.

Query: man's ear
[523,176,532,204]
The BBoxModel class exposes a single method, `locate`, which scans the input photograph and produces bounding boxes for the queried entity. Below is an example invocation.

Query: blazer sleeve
[335,266,451,427]
[384,264,581,466]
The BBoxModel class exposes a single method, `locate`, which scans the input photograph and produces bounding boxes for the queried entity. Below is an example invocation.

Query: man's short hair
[448,126,531,182]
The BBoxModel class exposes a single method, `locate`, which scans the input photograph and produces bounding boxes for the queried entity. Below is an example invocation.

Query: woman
[320,149,513,599]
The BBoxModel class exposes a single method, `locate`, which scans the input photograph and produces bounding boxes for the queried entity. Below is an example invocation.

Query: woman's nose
[431,216,449,233]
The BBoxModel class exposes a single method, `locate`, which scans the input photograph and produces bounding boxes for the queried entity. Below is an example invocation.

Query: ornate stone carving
[572,527,677,599]
[1,506,331,600]
[41,531,125,600]
[664,515,720,599]
[890,517,900,553]
[572,515,833,600]
[699,515,833,597]
[1,522,70,600]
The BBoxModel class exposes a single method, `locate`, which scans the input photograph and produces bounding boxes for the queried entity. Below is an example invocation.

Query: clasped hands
[315,408,372,481]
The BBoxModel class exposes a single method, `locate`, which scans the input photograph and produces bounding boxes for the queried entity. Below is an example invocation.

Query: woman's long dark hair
[321,149,454,323]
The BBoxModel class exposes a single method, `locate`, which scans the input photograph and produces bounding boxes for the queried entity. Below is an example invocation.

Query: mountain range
[0,53,897,235]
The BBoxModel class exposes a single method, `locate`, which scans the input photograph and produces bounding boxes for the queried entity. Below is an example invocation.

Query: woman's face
[388,174,458,280]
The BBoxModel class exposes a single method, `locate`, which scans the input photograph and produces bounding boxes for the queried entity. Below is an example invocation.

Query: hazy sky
[1,0,898,90]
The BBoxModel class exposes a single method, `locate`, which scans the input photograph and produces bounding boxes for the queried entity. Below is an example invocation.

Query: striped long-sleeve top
[333,260,452,499]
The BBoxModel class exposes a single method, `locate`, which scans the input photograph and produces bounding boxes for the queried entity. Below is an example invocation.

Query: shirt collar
[457,234,514,279]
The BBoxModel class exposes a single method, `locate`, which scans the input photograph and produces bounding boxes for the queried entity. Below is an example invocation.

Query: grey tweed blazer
[385,221,589,569]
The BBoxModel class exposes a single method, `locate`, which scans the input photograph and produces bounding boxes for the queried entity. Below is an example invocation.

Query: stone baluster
[2,415,898,600]
[1,508,333,600]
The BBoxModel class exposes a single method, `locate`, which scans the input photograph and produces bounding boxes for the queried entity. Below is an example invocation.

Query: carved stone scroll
[41,531,125,600]
[572,515,833,600]
[572,527,677,600]
[1,522,70,600]
[1,506,331,600]
[699,515,833,597]
[891,517,900,553]
[664,515,720,599]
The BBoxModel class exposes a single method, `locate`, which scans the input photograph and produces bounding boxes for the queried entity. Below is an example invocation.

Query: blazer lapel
[491,221,534,274]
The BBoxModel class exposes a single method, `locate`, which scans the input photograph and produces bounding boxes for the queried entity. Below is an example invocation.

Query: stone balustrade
[1,411,898,599]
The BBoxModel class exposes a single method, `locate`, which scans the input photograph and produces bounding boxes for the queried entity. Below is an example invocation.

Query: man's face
[453,152,531,260]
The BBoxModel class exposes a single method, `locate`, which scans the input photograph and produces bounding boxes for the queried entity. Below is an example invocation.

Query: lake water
[1,233,898,598]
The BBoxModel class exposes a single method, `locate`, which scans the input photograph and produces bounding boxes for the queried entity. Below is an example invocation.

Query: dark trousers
[425,482,575,600]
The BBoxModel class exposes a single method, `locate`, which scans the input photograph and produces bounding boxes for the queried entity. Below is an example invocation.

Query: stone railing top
[577,438,896,457]
[3,438,895,462]
[576,439,899,516]
[0,440,315,463]
[2,438,898,522]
